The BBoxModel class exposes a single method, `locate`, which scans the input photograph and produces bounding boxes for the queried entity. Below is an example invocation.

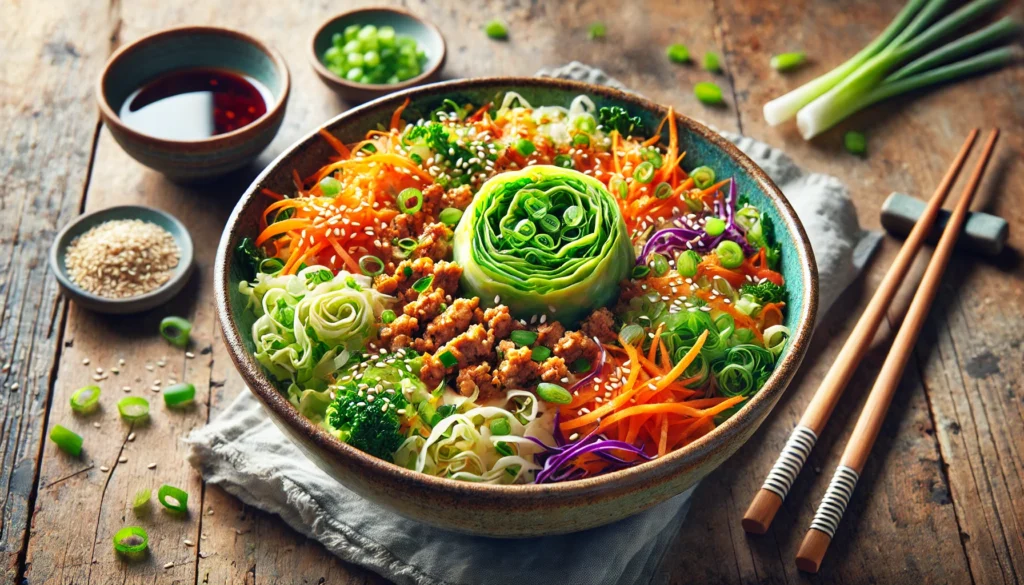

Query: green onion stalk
[453,165,634,326]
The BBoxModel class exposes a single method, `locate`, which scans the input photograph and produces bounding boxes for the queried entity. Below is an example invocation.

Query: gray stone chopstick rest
[881,192,1008,256]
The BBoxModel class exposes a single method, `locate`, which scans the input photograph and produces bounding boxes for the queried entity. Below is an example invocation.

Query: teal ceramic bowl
[309,8,446,103]
[97,26,290,181]
[50,205,194,314]
[215,77,818,537]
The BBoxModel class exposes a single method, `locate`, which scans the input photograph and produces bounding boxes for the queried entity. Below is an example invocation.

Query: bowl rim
[96,25,291,148]
[50,204,195,307]
[307,7,447,93]
[215,76,819,499]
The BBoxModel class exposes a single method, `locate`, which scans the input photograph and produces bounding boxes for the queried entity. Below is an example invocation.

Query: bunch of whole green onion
[763,0,1020,139]
[324,24,427,85]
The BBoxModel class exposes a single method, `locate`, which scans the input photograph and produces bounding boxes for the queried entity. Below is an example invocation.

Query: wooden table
[3,0,1021,583]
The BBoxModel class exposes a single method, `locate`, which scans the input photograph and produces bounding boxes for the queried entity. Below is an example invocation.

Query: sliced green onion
[133,488,152,511]
[70,385,101,414]
[667,43,690,63]
[690,166,716,189]
[49,424,82,456]
[381,309,397,324]
[563,205,584,227]
[771,52,808,72]
[632,265,651,279]
[157,484,188,513]
[490,417,512,436]
[704,217,726,237]
[510,330,538,347]
[412,275,434,293]
[572,133,591,147]
[536,382,572,404]
[484,19,508,39]
[359,255,384,277]
[113,526,149,555]
[694,82,724,105]
[319,176,342,197]
[439,207,464,227]
[495,441,514,457]
[117,396,150,422]
[570,358,591,373]
[159,316,191,348]
[844,131,867,156]
[654,181,672,199]
[163,382,195,408]
[538,214,560,233]
[649,253,670,277]
[398,188,423,214]
[704,52,722,72]
[633,161,655,184]
[588,22,607,40]
[609,175,629,199]
[438,350,458,368]
[396,237,418,252]
[677,250,702,277]
[716,240,744,268]
[514,138,536,157]
[554,154,574,169]
[619,324,645,346]
[643,149,664,169]
[259,257,285,274]
[531,346,552,362]
[574,114,597,133]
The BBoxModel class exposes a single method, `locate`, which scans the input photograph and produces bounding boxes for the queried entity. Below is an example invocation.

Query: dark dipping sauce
[118,68,272,140]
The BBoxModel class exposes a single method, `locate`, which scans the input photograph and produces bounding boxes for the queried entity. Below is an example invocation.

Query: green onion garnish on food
[704,217,726,237]
[844,131,868,156]
[484,19,508,39]
[133,488,152,513]
[381,309,397,324]
[632,264,651,279]
[771,52,808,72]
[398,188,423,214]
[654,182,672,199]
[411,275,434,293]
[438,350,458,368]
[397,237,418,253]
[490,417,512,435]
[667,43,691,63]
[716,240,745,268]
[553,154,573,169]
[515,138,536,157]
[49,424,83,456]
[531,346,552,362]
[495,441,515,457]
[117,396,150,422]
[157,484,189,513]
[159,316,192,348]
[536,382,572,405]
[163,382,195,408]
[572,134,591,147]
[633,161,655,184]
[70,385,101,414]
[694,82,724,105]
[510,330,538,347]
[677,250,702,277]
[649,253,670,277]
[588,22,607,40]
[703,52,722,72]
[358,255,384,277]
[319,176,342,197]
[619,324,645,346]
[690,166,716,189]
[113,526,149,556]
[439,207,464,227]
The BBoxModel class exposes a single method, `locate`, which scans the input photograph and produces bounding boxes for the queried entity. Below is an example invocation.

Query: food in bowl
[233,92,789,485]
[322,24,427,85]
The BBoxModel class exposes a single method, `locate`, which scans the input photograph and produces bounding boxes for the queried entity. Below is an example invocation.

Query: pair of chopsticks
[741,128,1000,573]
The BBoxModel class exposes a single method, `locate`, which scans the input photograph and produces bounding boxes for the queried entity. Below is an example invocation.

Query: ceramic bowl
[50,205,194,314]
[97,26,290,181]
[309,8,446,103]
[215,78,819,537]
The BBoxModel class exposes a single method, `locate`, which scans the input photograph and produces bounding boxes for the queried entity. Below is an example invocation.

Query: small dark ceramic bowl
[97,26,290,181]
[309,8,446,103]
[215,78,819,537]
[51,205,194,314]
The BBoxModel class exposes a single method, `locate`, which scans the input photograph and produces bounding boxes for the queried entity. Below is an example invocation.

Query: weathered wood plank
[0,0,118,581]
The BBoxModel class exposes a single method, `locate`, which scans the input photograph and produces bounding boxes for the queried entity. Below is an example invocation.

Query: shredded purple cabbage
[529,429,654,484]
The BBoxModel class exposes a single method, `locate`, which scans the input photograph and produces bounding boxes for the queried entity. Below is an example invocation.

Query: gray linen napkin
[187,64,879,585]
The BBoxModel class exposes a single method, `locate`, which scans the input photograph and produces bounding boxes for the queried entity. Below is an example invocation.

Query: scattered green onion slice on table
[531,346,552,362]
[844,131,868,156]
[163,383,195,408]
[398,188,423,214]
[677,250,702,277]
[536,382,572,404]
[438,350,458,368]
[411,275,434,293]
[510,330,538,347]
[704,216,726,237]
[113,526,149,555]
[694,82,724,105]
[653,181,673,199]
[716,240,745,268]
[49,424,82,456]
[319,176,342,196]
[771,52,807,72]
[633,161,655,184]
[159,316,192,348]
[690,166,716,189]
[358,255,385,277]
[133,488,151,511]
[588,22,607,40]
[514,138,536,157]
[490,417,512,436]
[381,309,397,324]
[157,484,189,513]
[649,253,670,277]
[632,264,651,279]
[484,19,508,39]
[703,52,721,72]
[439,207,464,227]
[70,385,101,414]
[117,396,150,422]
[667,43,690,63]
[619,324,645,346]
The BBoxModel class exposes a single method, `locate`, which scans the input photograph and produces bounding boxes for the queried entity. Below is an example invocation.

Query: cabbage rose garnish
[453,165,634,326]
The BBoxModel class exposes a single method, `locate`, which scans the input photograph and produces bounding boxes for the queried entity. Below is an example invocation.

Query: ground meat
[431,260,462,297]
[581,307,618,344]
[419,353,445,389]
[378,315,418,350]
[535,322,566,348]
[420,184,445,216]
[493,346,538,390]
[442,184,474,210]
[403,288,446,327]
[456,362,500,400]
[385,213,417,241]
[415,297,479,353]
[539,356,571,385]
[553,330,599,365]
[375,258,462,311]
[413,222,452,263]
[477,305,520,341]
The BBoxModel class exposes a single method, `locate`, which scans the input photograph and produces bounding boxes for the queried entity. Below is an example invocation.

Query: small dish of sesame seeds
[49,205,194,314]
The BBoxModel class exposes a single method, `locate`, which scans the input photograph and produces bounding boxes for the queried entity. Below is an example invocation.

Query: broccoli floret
[598,106,643,136]
[739,281,787,304]
[325,383,409,460]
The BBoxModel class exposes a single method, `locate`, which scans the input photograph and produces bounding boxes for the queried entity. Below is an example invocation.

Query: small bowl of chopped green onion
[310,8,447,103]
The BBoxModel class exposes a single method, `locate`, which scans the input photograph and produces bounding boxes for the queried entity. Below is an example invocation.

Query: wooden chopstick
[741,129,981,535]
[795,129,1000,573]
